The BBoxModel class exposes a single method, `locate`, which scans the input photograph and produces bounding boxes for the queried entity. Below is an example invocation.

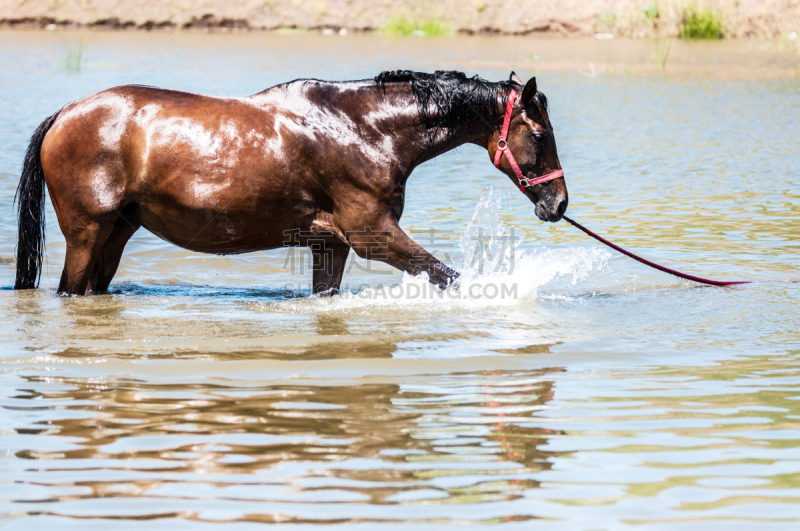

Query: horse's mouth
[535,199,568,223]
[536,204,556,222]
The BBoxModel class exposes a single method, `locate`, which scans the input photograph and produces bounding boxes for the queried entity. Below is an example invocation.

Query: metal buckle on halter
[518,169,564,192]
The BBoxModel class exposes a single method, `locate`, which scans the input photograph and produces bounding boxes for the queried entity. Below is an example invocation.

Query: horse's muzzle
[533,181,568,222]
[536,202,567,222]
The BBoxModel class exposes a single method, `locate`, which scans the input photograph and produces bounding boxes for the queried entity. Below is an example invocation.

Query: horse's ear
[521,77,538,106]
[509,71,523,85]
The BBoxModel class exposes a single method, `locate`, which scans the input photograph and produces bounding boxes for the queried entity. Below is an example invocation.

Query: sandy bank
[1,1,799,39]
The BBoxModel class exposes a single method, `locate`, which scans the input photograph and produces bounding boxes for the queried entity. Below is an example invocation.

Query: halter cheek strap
[493,88,564,193]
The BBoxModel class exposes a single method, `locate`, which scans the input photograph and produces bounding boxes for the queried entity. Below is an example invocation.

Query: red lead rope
[495,89,753,287]
[562,215,751,287]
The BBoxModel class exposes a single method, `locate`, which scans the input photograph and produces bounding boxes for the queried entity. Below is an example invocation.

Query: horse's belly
[138,197,312,254]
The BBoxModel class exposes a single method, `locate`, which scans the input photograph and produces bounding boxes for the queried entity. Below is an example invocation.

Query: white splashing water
[275,192,610,314]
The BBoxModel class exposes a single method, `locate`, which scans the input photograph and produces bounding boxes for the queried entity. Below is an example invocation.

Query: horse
[13,70,567,296]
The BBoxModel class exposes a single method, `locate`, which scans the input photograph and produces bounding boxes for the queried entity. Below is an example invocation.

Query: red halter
[493,88,564,193]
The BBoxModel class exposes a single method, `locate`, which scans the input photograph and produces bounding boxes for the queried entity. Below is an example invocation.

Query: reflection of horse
[25,365,565,514]
[14,70,566,295]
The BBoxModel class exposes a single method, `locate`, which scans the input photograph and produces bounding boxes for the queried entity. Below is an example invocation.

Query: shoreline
[1,1,799,39]
[2,30,797,82]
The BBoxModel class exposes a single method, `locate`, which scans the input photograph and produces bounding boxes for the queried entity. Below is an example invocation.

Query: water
[1,30,800,529]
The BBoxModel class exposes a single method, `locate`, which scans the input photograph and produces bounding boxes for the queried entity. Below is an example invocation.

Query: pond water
[1,30,799,529]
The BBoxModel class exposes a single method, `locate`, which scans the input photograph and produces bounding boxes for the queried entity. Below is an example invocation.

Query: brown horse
[14,70,567,295]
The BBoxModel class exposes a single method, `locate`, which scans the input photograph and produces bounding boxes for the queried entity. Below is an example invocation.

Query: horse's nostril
[556,199,568,217]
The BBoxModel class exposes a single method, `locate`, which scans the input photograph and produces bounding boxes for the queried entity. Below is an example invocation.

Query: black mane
[374,70,548,140]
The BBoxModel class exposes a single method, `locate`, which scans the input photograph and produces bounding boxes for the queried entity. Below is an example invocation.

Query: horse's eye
[533,133,545,142]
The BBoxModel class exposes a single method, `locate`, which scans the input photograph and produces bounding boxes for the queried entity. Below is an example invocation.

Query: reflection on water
[6,368,561,525]
[1,30,800,529]
[5,349,800,528]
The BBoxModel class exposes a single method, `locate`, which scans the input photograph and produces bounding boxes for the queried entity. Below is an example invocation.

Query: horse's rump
[40,85,326,253]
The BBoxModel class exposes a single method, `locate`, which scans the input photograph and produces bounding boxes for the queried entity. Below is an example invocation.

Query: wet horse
[13,70,567,295]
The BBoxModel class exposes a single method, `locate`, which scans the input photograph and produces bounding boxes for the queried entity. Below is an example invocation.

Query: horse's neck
[416,122,491,162]
[380,89,498,170]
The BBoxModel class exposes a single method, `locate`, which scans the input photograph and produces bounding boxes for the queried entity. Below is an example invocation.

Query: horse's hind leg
[90,206,141,292]
[57,215,116,295]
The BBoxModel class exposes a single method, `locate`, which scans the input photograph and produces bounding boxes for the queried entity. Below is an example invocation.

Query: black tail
[14,110,61,290]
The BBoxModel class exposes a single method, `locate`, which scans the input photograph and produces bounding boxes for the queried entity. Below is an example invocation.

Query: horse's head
[490,73,567,222]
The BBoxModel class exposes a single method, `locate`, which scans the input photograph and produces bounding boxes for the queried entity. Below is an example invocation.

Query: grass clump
[63,43,83,73]
[652,38,672,69]
[681,5,724,39]
[384,16,416,36]
[593,11,618,32]
[383,16,452,37]
[419,19,452,37]
[642,1,659,24]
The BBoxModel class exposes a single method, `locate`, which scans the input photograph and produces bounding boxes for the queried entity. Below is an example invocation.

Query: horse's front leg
[349,217,459,290]
[311,241,350,295]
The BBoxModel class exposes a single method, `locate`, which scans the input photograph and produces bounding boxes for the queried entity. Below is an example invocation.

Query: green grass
[383,16,453,37]
[63,43,83,73]
[384,16,416,36]
[681,5,724,39]
[594,11,617,32]
[642,1,659,24]
[419,19,452,37]
[652,38,672,69]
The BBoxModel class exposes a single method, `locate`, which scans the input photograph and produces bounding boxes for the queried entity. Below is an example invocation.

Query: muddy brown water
[1,30,800,529]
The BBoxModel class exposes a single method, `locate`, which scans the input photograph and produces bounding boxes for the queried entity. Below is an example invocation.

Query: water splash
[273,192,610,313]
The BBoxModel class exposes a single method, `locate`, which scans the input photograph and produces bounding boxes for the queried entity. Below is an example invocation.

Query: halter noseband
[493,88,564,193]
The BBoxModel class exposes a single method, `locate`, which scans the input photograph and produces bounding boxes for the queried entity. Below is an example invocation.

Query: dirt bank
[1,0,798,38]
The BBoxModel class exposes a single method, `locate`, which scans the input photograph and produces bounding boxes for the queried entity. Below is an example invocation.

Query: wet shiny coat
[25,72,566,294]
